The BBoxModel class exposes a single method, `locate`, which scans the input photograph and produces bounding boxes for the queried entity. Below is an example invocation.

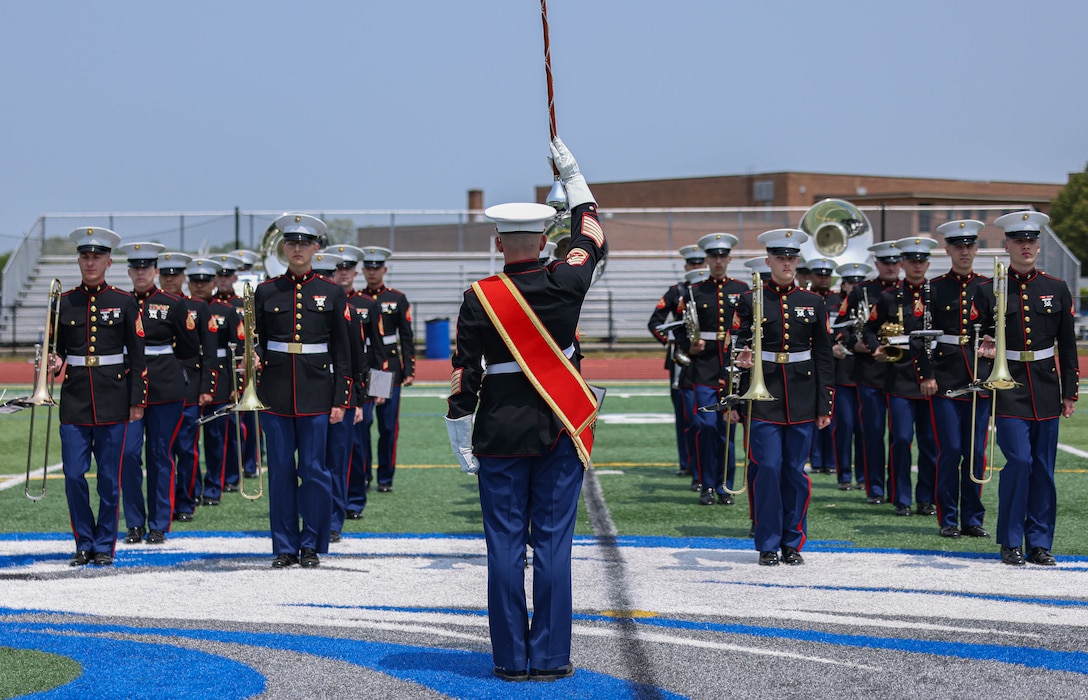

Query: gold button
[295,324,302,330]
[784,322,791,329]
[296,313,302,319]
[1022,294,1029,300]
[274,307,279,312]
[1026,328,1032,334]
[784,333,790,340]
[296,303,302,309]
[294,334,301,341]
[89,346,95,352]
[1026,339,1032,346]
[961,291,966,297]
[1023,305,1030,311]
[945,306,951,311]
[91,326,97,332]
[90,305,97,312]
[90,297,96,303]
[296,284,302,290]
[90,336,96,342]
[90,316,97,322]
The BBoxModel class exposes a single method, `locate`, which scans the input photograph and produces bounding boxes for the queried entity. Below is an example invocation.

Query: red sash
[472,274,598,468]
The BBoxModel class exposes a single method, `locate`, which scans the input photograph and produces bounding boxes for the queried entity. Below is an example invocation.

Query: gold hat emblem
[959,222,966,228]
[1022,213,1030,220]
[295,215,302,223]
[134,243,141,250]
[785,231,792,237]
[915,238,921,244]
[86,228,93,235]
[715,234,721,239]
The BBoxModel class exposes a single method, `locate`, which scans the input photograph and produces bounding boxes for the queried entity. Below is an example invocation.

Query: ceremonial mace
[541,0,567,211]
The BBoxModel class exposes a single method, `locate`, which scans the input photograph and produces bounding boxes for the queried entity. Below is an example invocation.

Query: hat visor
[127,259,157,268]
[77,245,112,254]
[1005,231,1040,240]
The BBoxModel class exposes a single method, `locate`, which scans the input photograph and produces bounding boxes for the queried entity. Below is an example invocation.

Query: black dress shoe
[917,502,936,516]
[747,525,755,538]
[1027,547,1056,566]
[717,493,735,506]
[271,553,299,569]
[1000,546,1025,566]
[866,496,884,505]
[123,527,146,544]
[329,531,341,543]
[690,482,702,492]
[92,553,113,566]
[675,468,692,477]
[939,526,962,538]
[174,512,194,523]
[698,488,715,506]
[529,664,574,681]
[377,484,393,493]
[300,548,320,568]
[895,505,912,516]
[243,471,258,479]
[224,484,239,493]
[962,525,990,538]
[70,550,93,566]
[493,666,529,682]
[202,497,220,506]
[346,511,363,520]
[781,547,804,565]
[146,530,165,544]
[758,551,779,566]
[837,482,854,491]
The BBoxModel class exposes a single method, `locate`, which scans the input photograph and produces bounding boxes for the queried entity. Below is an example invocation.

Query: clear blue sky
[2,0,1087,248]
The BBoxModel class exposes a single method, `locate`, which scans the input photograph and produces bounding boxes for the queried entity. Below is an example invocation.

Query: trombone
[0,279,62,500]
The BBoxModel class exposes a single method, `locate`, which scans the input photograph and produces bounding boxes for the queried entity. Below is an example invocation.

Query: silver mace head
[546,179,568,211]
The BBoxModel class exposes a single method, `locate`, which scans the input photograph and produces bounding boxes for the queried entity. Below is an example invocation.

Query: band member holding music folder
[863,237,940,518]
[929,220,996,539]
[992,211,1077,566]
[56,227,147,566]
[116,242,196,546]
[157,252,216,523]
[735,229,834,566]
[254,213,352,569]
[445,137,605,681]
[647,245,706,482]
[674,233,748,506]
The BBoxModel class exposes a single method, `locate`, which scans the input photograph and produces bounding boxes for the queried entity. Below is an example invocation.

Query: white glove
[549,136,595,208]
[445,414,479,475]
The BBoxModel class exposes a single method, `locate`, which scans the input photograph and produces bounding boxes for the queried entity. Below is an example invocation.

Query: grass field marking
[1058,443,1088,459]
[0,463,61,491]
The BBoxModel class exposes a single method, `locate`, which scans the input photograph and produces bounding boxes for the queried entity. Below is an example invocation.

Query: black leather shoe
[781,547,804,565]
[224,484,239,493]
[202,498,220,506]
[243,471,258,479]
[837,482,854,491]
[300,548,320,568]
[174,512,194,523]
[70,550,92,566]
[329,531,341,543]
[939,526,961,538]
[377,484,392,493]
[895,505,912,516]
[1027,547,1056,566]
[493,666,529,682]
[271,554,299,569]
[699,488,715,506]
[866,496,884,505]
[690,482,702,492]
[917,502,936,516]
[92,553,113,566]
[758,551,779,566]
[530,664,574,682]
[675,468,692,477]
[346,511,363,520]
[146,530,165,545]
[1000,546,1025,566]
[747,525,755,538]
[717,493,735,506]
[123,527,146,544]
[962,525,990,538]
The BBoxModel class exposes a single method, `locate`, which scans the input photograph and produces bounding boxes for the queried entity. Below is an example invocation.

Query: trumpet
[0,279,62,500]
[971,260,1019,484]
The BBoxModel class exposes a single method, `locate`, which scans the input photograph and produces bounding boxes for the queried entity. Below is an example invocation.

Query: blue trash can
[425,318,451,359]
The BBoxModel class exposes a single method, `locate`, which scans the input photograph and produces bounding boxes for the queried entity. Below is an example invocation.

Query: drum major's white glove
[549,136,596,208]
[444,414,479,475]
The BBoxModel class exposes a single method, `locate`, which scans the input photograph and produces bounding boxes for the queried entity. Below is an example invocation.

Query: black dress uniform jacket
[447,202,607,456]
[649,281,684,369]
[863,282,935,400]
[675,276,750,387]
[928,271,996,398]
[847,278,899,388]
[361,285,415,384]
[134,287,200,404]
[346,290,389,403]
[206,297,243,403]
[832,292,857,386]
[178,297,216,404]
[995,268,1079,420]
[56,282,147,425]
[254,270,352,416]
[735,281,834,423]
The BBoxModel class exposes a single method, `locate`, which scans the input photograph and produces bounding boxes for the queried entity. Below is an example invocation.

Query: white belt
[268,341,329,355]
[885,335,910,345]
[1007,346,1054,362]
[144,345,174,356]
[761,350,812,364]
[937,334,970,346]
[66,353,125,367]
[382,335,398,346]
[216,348,228,357]
[487,344,576,375]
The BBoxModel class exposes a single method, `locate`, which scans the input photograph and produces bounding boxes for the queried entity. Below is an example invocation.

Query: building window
[918,205,932,233]
[753,180,775,203]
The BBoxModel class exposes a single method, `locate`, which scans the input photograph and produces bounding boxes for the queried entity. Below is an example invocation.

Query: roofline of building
[581,170,1063,189]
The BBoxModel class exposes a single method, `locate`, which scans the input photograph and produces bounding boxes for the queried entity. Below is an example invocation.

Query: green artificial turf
[0,648,81,699]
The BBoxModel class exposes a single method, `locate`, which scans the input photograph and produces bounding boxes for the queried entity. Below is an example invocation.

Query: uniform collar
[503,260,542,274]
[365,284,387,296]
[710,275,731,286]
[79,281,109,295]
[949,271,975,284]
[216,290,237,300]
[904,281,926,293]
[766,280,794,295]
[879,279,897,289]
[134,286,158,301]
[285,270,315,284]
[1009,268,1038,284]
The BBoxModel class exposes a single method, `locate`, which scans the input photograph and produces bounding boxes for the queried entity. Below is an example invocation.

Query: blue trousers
[931,396,988,529]
[691,384,725,490]
[240,411,259,476]
[810,421,834,471]
[362,385,402,486]
[223,413,241,487]
[263,412,332,555]
[346,407,372,514]
[858,385,888,498]
[995,417,1059,551]
[477,436,584,672]
[173,404,202,515]
[831,384,864,485]
[749,420,814,553]
[670,386,691,472]
[886,395,937,509]
[201,404,230,501]
[61,421,128,555]
[121,401,184,533]
[679,387,700,485]
[326,414,355,533]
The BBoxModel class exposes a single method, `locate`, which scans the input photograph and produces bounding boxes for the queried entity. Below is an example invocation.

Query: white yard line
[0,462,62,491]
